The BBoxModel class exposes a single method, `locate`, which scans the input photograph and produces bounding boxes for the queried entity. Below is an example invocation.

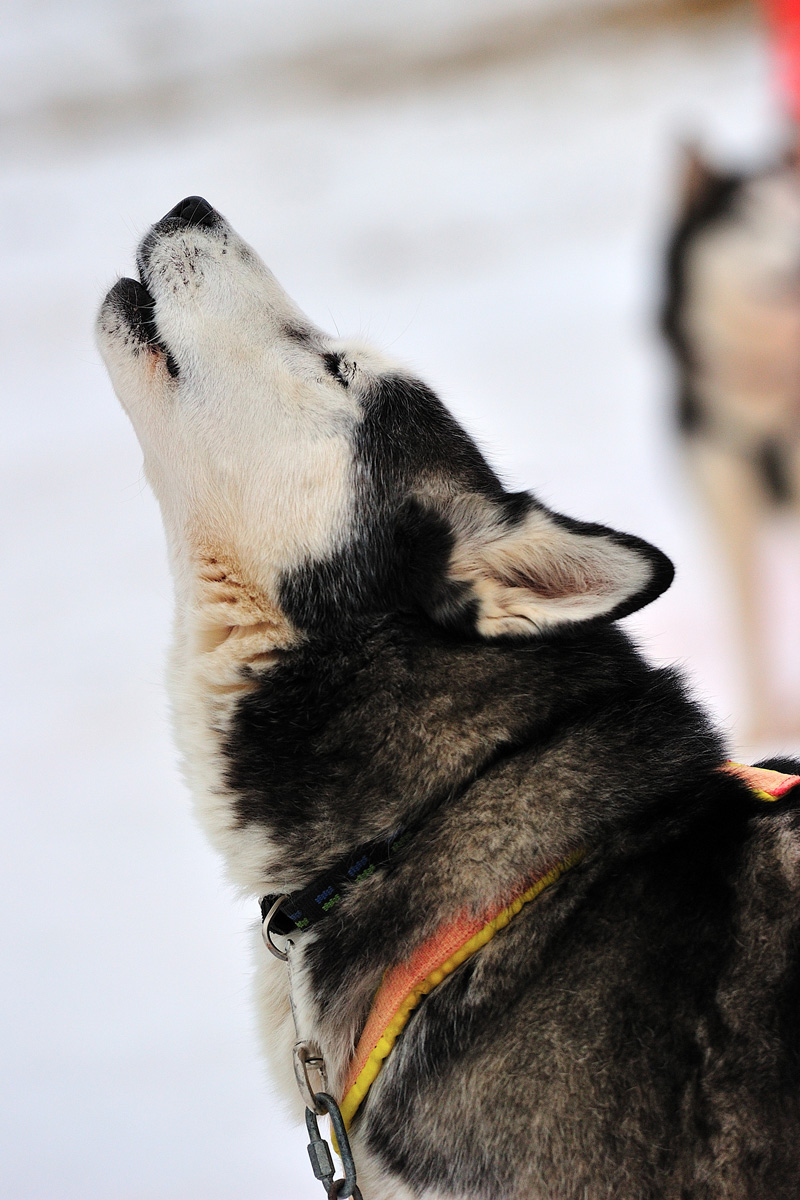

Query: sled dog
[99,197,800,1199]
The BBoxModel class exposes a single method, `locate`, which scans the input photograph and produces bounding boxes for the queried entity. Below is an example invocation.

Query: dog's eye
[322,351,355,386]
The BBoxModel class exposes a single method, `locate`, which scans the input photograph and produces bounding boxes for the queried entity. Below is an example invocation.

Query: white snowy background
[2,1,797,1197]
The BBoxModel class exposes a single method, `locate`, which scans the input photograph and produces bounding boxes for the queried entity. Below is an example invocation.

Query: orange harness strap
[722,760,800,802]
[337,760,800,1134]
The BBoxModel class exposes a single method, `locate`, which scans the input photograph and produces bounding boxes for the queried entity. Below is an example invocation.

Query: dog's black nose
[162,196,220,228]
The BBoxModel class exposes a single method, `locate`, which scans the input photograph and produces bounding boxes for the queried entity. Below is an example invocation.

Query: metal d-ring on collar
[261,894,291,960]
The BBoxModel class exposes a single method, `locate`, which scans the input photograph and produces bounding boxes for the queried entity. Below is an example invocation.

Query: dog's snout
[137,196,223,282]
[162,196,220,229]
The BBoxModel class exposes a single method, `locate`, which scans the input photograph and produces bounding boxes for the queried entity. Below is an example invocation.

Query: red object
[762,0,800,121]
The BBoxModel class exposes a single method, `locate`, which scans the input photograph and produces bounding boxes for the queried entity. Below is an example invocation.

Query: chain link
[305,1093,363,1200]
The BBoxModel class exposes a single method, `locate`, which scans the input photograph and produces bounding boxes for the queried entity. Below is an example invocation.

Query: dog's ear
[677,141,719,213]
[406,492,673,639]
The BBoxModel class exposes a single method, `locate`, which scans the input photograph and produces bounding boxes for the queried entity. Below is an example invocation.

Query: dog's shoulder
[355,757,800,1196]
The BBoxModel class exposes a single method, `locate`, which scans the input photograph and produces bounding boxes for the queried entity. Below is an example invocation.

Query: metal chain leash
[260,913,364,1200]
[305,1093,363,1200]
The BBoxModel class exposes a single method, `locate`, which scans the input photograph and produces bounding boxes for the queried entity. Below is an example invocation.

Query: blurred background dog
[661,136,800,741]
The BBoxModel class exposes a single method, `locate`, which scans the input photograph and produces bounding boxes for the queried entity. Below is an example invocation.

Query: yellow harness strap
[336,760,799,1135]
[338,847,585,1132]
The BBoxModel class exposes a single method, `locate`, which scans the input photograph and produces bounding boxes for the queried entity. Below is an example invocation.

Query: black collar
[260,826,413,937]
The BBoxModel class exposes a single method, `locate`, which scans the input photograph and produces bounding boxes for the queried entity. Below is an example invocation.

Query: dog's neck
[176,608,726,1108]
[220,615,723,894]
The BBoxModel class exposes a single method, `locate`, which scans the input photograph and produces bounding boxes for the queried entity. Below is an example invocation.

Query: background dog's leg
[689,439,772,742]
[782,439,800,736]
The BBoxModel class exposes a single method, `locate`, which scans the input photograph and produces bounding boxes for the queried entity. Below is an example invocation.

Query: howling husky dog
[98,197,800,1200]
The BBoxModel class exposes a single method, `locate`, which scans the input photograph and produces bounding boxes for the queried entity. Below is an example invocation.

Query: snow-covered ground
[1,3,796,1198]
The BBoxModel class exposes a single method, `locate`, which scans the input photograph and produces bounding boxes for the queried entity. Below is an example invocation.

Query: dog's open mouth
[107,275,180,378]
[103,197,228,383]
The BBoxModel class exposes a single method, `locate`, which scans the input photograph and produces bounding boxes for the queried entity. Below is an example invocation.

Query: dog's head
[662,147,800,448]
[97,196,672,649]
